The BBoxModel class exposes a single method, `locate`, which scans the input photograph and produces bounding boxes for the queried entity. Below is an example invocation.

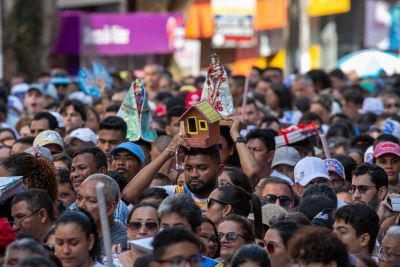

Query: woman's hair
[288,226,350,267]
[270,83,292,110]
[127,202,159,223]
[0,153,58,201]
[15,116,32,134]
[201,217,220,258]
[43,225,56,244]
[55,210,100,261]
[326,122,353,140]
[214,186,263,238]
[311,94,332,113]
[269,220,303,247]
[221,166,253,193]
[59,99,87,121]
[0,128,17,140]
[220,214,255,243]
[230,244,270,267]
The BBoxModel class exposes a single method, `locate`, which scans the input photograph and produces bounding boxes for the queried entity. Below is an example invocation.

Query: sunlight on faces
[24,90,45,115]
[184,154,220,196]
[199,221,218,258]
[151,241,201,267]
[54,222,94,267]
[333,219,366,255]
[261,183,295,212]
[111,150,142,180]
[127,206,159,241]
[58,183,76,208]
[236,104,260,125]
[351,174,383,210]
[62,105,85,132]
[98,129,125,158]
[160,212,192,231]
[247,138,269,170]
[375,154,400,185]
[264,229,288,267]
[70,153,98,191]
[218,220,248,259]
[30,118,50,136]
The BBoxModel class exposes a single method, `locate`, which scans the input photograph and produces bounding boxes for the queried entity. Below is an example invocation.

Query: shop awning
[185,0,287,39]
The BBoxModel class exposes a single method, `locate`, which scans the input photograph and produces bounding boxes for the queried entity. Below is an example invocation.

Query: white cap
[358,97,384,115]
[49,111,64,128]
[68,91,92,106]
[270,170,294,185]
[294,157,330,186]
[66,128,98,145]
[11,83,29,95]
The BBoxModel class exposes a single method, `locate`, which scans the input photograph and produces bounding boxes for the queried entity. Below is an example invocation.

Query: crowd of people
[0,64,399,267]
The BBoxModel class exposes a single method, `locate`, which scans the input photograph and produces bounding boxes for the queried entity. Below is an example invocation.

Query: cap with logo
[110,142,145,164]
[294,157,330,186]
[25,146,53,162]
[311,208,334,229]
[374,141,400,158]
[324,159,345,180]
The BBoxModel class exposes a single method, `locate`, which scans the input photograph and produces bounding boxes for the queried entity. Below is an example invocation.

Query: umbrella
[337,49,400,78]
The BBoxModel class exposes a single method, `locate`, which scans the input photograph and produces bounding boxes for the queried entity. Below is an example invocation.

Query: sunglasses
[207,198,229,209]
[217,232,246,242]
[266,242,275,254]
[127,221,158,231]
[264,194,292,207]
[350,185,376,194]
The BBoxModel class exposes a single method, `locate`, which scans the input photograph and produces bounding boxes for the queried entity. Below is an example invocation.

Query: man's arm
[230,119,260,187]
[122,135,181,203]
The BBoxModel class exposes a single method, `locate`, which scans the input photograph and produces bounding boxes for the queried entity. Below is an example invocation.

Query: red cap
[0,218,16,248]
[374,141,400,158]
[185,90,202,108]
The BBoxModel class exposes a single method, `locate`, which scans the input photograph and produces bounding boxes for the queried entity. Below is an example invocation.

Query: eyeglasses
[266,242,276,254]
[350,185,376,194]
[378,246,400,261]
[256,240,266,248]
[264,194,292,207]
[158,254,203,267]
[217,232,246,242]
[13,209,40,226]
[127,221,158,231]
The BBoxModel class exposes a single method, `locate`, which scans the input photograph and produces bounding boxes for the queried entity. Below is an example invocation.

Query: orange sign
[307,0,350,17]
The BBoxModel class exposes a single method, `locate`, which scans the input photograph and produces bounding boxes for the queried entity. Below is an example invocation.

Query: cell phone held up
[388,196,400,212]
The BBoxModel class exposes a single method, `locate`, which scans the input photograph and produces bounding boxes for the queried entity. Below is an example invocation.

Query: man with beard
[351,163,388,211]
[122,134,223,209]
[110,142,144,182]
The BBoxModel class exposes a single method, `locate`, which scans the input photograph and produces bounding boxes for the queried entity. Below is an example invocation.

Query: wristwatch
[235,135,247,144]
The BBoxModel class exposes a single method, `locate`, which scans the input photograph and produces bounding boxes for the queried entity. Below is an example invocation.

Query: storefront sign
[53,11,185,56]
[211,0,256,48]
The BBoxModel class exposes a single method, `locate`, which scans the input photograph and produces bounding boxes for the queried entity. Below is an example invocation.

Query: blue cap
[110,142,145,164]
[51,77,71,85]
